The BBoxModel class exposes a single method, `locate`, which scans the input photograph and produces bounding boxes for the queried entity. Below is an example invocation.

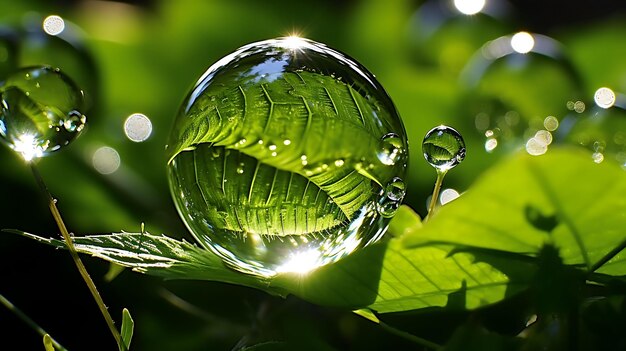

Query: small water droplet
[268,144,277,151]
[236,166,244,174]
[0,66,87,161]
[334,159,344,167]
[377,177,406,217]
[377,132,405,166]
[422,125,466,171]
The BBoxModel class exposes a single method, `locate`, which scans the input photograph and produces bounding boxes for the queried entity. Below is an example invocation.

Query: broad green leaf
[403,148,626,276]
[9,229,531,313]
[120,308,134,351]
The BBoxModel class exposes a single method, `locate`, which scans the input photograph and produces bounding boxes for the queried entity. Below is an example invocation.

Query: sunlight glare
[454,0,486,15]
[511,32,534,54]
[594,87,616,109]
[43,15,65,36]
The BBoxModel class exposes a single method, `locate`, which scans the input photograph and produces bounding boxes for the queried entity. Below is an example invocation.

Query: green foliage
[2,1,626,349]
[120,308,134,351]
[12,148,625,319]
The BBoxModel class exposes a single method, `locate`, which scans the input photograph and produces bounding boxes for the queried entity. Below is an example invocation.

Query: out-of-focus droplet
[594,87,616,109]
[544,116,559,131]
[440,188,460,205]
[93,146,120,174]
[422,125,466,172]
[0,66,86,161]
[124,113,152,142]
[525,137,548,156]
[485,137,498,152]
[42,15,65,36]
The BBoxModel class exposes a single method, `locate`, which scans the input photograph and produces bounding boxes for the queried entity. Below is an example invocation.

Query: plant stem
[588,236,626,274]
[0,293,68,351]
[30,164,126,351]
[425,169,447,222]
[378,320,441,350]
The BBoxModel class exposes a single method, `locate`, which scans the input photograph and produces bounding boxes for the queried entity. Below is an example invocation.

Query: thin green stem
[0,293,68,351]
[30,164,126,351]
[588,236,626,274]
[378,320,441,350]
[425,169,447,222]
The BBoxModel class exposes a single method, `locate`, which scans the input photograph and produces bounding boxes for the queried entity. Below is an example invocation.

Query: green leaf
[9,148,625,314]
[43,334,55,351]
[120,308,134,351]
[166,70,401,237]
[403,148,626,276]
[8,229,531,313]
[352,308,379,323]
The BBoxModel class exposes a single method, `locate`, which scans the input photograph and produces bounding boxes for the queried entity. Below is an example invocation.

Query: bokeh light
[453,0,486,15]
[92,146,121,174]
[42,15,65,36]
[594,87,616,109]
[511,31,534,54]
[124,113,153,142]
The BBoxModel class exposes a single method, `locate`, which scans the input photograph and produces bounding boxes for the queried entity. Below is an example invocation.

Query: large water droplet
[166,37,408,276]
[422,125,466,172]
[0,66,86,161]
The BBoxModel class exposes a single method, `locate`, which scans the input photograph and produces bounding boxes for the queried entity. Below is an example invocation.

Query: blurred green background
[1,0,625,350]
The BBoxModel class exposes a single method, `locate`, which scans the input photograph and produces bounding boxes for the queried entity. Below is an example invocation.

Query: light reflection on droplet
[12,133,44,162]
[43,15,65,36]
[544,116,559,131]
[124,113,152,142]
[276,248,320,274]
[511,32,534,54]
[93,146,121,174]
[440,188,460,205]
[453,0,485,15]
[485,138,498,152]
[526,137,548,156]
[594,87,616,109]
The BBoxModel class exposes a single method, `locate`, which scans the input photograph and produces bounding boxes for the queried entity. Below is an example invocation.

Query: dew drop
[0,66,87,161]
[166,37,409,277]
[377,177,406,217]
[422,125,466,172]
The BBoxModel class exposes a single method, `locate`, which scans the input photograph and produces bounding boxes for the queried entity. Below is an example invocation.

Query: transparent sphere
[422,125,466,172]
[0,66,86,161]
[166,37,408,277]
